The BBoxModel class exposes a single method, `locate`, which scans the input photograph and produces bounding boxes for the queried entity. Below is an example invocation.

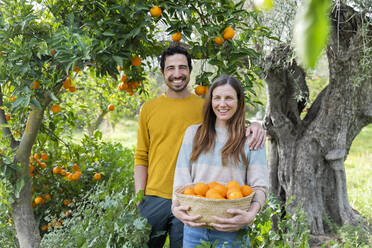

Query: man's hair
[160,46,192,72]
[190,75,249,167]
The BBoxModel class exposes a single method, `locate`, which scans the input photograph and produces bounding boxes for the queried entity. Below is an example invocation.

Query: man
[134,46,266,248]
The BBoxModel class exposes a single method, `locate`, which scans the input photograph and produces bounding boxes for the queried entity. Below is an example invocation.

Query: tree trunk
[11,105,48,248]
[263,2,372,240]
[88,110,108,136]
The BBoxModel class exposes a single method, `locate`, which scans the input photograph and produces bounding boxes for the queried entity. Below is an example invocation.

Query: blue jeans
[138,195,184,248]
[183,225,250,248]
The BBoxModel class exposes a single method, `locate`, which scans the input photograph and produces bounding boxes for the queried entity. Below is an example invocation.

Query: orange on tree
[69,86,76,92]
[33,153,40,160]
[193,182,209,196]
[183,187,196,196]
[10,96,16,102]
[194,85,206,96]
[50,49,56,56]
[44,194,51,200]
[5,113,10,121]
[63,77,72,89]
[172,32,182,42]
[72,163,80,171]
[63,200,72,206]
[41,225,49,231]
[39,162,47,168]
[73,65,81,73]
[215,36,225,45]
[51,104,61,113]
[31,81,40,90]
[94,173,101,180]
[117,65,124,71]
[41,153,49,161]
[150,5,162,17]
[120,74,128,82]
[241,185,253,196]
[34,196,43,205]
[53,166,62,174]
[222,27,235,40]
[107,104,115,111]
[131,56,141,66]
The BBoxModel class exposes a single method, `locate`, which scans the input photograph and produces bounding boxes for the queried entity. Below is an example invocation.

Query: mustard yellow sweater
[134,93,204,199]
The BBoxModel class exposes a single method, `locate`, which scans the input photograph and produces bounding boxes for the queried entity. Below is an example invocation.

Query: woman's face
[211,84,238,128]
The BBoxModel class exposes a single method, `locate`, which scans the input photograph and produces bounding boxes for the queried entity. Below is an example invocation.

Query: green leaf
[294,0,331,69]
[30,98,42,109]
[15,179,25,198]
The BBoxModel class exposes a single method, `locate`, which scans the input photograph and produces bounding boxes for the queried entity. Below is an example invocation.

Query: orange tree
[0,0,273,247]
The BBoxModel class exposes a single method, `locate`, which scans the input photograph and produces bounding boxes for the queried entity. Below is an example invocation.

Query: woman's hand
[209,202,260,232]
[172,200,206,228]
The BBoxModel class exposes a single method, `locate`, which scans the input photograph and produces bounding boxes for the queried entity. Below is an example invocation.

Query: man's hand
[246,122,266,150]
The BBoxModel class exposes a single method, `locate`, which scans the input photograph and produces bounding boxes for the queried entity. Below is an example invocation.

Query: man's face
[162,54,191,93]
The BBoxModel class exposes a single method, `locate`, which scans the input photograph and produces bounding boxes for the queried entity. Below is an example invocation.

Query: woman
[172,75,269,248]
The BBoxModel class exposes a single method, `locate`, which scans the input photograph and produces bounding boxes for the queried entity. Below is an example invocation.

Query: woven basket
[174,183,255,225]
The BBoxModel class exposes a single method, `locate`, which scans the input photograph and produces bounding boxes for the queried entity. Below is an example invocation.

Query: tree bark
[264,2,372,239]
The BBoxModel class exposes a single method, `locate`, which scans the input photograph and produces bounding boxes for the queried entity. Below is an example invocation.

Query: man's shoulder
[141,94,166,108]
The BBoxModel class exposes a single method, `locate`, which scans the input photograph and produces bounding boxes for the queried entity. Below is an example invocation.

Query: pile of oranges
[183,181,253,200]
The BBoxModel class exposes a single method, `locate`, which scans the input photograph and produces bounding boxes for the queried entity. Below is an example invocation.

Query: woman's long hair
[190,75,248,167]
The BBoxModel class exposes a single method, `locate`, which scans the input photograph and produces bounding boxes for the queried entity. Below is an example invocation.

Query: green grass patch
[345,125,372,221]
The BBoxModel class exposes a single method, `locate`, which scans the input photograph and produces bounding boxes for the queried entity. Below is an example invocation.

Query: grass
[344,124,372,221]
[82,120,371,221]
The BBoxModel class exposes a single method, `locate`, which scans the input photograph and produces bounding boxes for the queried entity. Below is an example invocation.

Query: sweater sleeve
[134,104,150,166]
[172,125,196,197]
[246,144,269,209]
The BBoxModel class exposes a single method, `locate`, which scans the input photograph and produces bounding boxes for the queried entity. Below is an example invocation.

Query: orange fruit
[120,74,128,82]
[193,182,209,196]
[63,200,72,206]
[227,190,243,199]
[60,169,67,176]
[53,166,62,174]
[222,27,235,40]
[73,65,81,73]
[41,153,49,161]
[39,162,47,168]
[226,180,240,189]
[5,113,10,121]
[194,85,205,96]
[33,153,40,160]
[63,77,72,89]
[41,225,49,231]
[208,181,220,189]
[10,96,16,102]
[206,188,224,199]
[215,36,225,45]
[34,196,43,205]
[44,194,51,200]
[107,104,115,111]
[213,184,227,198]
[51,104,61,113]
[183,187,196,196]
[150,6,162,17]
[117,65,124,71]
[94,173,101,180]
[241,185,253,196]
[31,81,40,89]
[68,86,76,92]
[71,172,81,180]
[50,49,56,56]
[172,32,182,42]
[131,56,141,66]
[72,163,80,171]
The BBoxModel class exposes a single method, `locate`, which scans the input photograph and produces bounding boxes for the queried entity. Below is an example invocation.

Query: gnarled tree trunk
[263,3,372,242]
